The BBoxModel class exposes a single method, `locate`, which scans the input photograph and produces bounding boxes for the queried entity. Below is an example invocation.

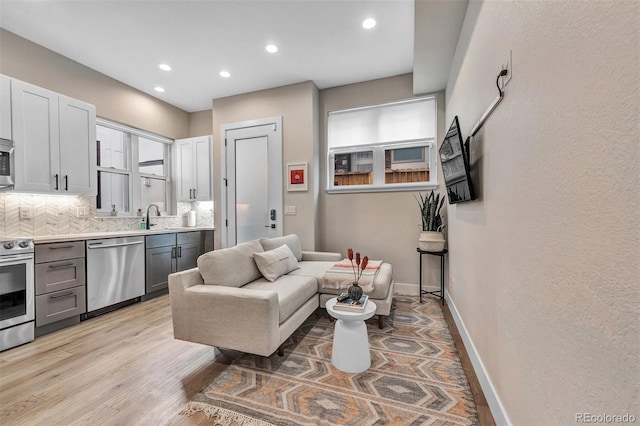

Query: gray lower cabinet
[145,245,175,294]
[35,241,87,330]
[145,231,210,294]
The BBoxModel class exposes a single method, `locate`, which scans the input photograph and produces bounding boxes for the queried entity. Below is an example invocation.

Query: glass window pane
[333,150,373,186]
[98,171,130,212]
[96,125,126,169]
[384,146,430,184]
[138,137,165,176]
[141,177,167,213]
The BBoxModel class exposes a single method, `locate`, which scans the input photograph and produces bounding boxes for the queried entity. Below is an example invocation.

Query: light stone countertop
[32,227,215,244]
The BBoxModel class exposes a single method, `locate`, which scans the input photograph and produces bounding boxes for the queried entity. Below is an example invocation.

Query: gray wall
[189,109,213,137]
[443,1,639,423]
[211,81,319,251]
[0,29,190,139]
[318,74,446,289]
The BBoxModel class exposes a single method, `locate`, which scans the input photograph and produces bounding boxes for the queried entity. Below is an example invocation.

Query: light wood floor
[0,295,237,425]
[0,294,495,425]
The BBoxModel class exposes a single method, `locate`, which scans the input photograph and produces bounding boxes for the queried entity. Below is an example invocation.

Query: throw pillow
[253,244,300,282]
[197,240,264,287]
[259,234,303,261]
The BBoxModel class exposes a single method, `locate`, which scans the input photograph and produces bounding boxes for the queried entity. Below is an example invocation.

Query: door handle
[178,246,182,257]
[264,224,276,229]
[54,174,59,190]
[189,189,193,199]
[64,175,68,191]
[193,188,197,199]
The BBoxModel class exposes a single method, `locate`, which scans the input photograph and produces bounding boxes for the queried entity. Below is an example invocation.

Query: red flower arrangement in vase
[347,248,368,301]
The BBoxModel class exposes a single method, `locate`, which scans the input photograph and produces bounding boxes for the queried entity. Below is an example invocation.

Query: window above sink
[96,119,172,217]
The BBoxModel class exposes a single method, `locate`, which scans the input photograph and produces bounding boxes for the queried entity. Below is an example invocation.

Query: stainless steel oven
[0,139,14,189]
[0,239,34,351]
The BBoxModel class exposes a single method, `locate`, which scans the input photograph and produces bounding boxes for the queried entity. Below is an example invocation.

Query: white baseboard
[393,282,439,296]
[445,290,512,426]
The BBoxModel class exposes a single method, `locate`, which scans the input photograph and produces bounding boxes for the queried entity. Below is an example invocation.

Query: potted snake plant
[416,191,446,252]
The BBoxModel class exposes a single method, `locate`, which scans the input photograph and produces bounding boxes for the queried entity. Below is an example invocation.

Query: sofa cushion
[253,244,300,282]
[197,240,264,287]
[288,260,336,285]
[259,234,303,261]
[243,274,318,324]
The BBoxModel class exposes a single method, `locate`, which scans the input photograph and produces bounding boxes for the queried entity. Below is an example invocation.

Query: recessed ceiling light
[265,44,278,53]
[220,71,231,78]
[158,63,172,71]
[362,17,377,29]
[154,86,165,93]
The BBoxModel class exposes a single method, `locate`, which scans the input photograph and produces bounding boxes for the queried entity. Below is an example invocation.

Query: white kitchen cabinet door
[194,136,212,201]
[176,138,195,201]
[59,96,97,195]
[175,136,212,202]
[12,80,60,193]
[0,75,11,141]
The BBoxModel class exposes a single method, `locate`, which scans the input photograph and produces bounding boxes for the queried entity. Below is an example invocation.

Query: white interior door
[223,118,282,247]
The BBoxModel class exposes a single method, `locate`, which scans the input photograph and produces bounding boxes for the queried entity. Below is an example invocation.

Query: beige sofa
[168,234,394,357]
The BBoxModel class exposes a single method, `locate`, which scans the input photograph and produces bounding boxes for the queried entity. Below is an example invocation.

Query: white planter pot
[418,231,445,252]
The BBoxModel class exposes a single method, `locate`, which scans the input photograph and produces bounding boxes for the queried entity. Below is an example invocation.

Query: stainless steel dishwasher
[86,236,145,315]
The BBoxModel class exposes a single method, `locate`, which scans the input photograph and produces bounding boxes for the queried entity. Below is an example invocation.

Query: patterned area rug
[181,296,478,425]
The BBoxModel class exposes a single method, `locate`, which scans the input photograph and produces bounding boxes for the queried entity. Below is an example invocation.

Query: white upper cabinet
[11,78,96,195]
[175,136,212,202]
[0,75,11,141]
[59,96,96,195]
[12,80,60,193]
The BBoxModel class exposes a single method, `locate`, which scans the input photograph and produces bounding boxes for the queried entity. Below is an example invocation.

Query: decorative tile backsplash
[0,193,214,239]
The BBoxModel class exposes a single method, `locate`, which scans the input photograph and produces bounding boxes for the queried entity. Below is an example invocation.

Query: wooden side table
[416,248,448,305]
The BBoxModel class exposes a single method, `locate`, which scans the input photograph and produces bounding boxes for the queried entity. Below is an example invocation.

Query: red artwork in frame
[290,169,305,185]
[287,162,308,191]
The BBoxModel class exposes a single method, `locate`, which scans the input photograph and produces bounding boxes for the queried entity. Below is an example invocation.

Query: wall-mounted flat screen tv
[439,116,476,204]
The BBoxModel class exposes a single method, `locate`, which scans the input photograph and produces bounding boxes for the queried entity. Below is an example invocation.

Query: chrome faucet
[146,204,160,229]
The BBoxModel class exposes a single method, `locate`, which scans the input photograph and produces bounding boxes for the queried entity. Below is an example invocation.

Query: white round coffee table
[325,297,377,373]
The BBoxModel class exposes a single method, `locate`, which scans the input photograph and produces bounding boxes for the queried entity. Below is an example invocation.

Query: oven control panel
[0,239,34,255]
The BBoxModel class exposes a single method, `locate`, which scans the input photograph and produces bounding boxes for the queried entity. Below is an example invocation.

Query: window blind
[328,97,436,149]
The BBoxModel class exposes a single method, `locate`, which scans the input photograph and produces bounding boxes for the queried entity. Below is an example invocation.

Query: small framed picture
[287,162,308,192]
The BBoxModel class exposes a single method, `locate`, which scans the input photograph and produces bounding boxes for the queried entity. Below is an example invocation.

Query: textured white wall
[443,1,639,424]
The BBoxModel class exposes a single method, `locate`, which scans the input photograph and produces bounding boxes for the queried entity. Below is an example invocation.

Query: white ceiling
[0,0,467,113]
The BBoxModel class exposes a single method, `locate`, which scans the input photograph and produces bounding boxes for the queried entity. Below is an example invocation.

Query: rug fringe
[181,401,274,426]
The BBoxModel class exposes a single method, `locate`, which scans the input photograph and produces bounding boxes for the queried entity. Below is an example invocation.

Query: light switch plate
[76,207,90,218]
[284,206,297,216]
[19,207,32,220]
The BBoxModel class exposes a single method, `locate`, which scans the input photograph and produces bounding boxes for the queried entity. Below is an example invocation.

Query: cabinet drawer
[177,231,201,245]
[36,286,86,327]
[35,258,85,295]
[36,241,85,263]
[145,233,176,249]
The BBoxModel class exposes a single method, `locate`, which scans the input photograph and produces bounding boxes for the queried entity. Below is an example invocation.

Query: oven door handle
[0,254,34,263]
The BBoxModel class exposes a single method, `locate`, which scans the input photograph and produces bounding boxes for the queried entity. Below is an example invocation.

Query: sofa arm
[169,272,280,356]
[168,267,204,291]
[301,251,343,262]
